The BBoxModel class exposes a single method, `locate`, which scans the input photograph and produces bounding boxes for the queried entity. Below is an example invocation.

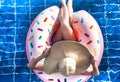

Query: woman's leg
[52,0,76,42]
[52,0,69,43]
[59,0,69,25]
[59,0,76,40]
[52,27,63,43]
[67,0,73,25]
[52,4,64,43]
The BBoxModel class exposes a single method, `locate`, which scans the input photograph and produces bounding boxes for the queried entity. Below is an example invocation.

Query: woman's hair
[58,57,76,76]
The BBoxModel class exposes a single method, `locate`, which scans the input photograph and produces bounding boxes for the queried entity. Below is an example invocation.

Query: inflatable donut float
[26,6,104,82]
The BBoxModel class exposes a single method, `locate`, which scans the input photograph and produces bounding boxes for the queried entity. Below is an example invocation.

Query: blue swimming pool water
[0,0,120,82]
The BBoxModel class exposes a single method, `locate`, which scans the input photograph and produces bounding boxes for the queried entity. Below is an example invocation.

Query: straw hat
[43,41,92,76]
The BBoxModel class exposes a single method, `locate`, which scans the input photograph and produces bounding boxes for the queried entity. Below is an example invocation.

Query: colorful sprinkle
[38,45,43,48]
[77,79,82,82]
[97,40,100,44]
[90,25,93,29]
[49,23,53,27]
[30,43,33,48]
[48,79,54,81]
[36,20,40,25]
[30,52,32,56]
[57,79,61,82]
[31,29,33,32]
[87,40,92,45]
[46,41,49,46]
[74,21,78,23]
[51,15,55,20]
[38,51,42,55]
[84,33,89,37]
[64,78,67,82]
[44,17,48,22]
[81,18,84,23]
[76,27,83,33]
[38,28,43,31]
[94,48,96,56]
[28,36,34,41]
[38,71,43,74]
[48,29,51,34]
[39,36,42,40]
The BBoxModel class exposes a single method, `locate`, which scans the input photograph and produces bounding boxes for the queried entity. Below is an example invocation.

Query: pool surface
[0,0,120,82]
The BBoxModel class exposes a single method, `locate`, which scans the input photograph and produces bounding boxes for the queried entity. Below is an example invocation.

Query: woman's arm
[81,57,99,76]
[27,47,51,70]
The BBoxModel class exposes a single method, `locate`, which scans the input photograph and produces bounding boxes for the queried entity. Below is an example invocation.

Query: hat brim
[44,41,91,74]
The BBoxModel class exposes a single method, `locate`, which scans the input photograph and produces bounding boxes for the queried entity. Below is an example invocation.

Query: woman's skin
[52,0,76,43]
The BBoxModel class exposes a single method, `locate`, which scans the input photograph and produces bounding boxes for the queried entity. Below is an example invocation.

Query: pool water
[0,0,120,82]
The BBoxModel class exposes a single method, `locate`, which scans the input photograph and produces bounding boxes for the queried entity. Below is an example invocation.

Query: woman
[27,0,99,76]
[52,0,76,43]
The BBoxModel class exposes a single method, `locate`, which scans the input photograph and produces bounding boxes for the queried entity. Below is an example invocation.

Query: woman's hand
[43,47,51,57]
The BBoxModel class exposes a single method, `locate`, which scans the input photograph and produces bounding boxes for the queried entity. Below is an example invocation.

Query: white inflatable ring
[26,6,104,82]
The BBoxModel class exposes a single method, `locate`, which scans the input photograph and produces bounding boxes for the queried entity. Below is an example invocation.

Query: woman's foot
[59,0,69,26]
[61,0,66,6]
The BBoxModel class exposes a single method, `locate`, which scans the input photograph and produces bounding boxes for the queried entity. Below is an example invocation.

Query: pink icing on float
[26,6,104,82]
